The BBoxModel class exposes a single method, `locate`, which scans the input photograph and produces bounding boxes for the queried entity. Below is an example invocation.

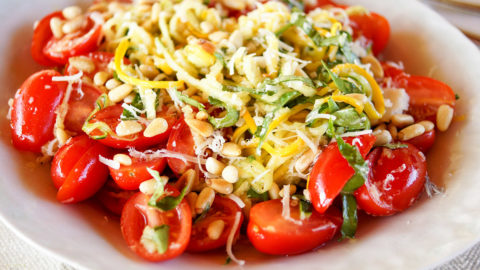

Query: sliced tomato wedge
[121,187,192,262]
[109,154,167,190]
[354,143,427,216]
[404,130,435,153]
[187,196,243,252]
[247,199,342,255]
[64,83,102,134]
[308,134,376,214]
[97,180,136,215]
[85,104,177,149]
[31,11,63,66]
[166,118,196,176]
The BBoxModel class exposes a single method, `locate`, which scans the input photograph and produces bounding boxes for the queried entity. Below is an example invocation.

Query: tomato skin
[166,118,196,176]
[247,199,342,255]
[43,14,102,65]
[51,135,111,203]
[349,12,390,55]
[354,143,427,216]
[308,134,376,214]
[65,52,114,78]
[64,83,102,134]
[121,188,192,262]
[187,196,243,252]
[10,70,67,152]
[110,156,167,190]
[97,180,136,215]
[31,11,63,66]
[405,130,435,153]
[86,104,177,149]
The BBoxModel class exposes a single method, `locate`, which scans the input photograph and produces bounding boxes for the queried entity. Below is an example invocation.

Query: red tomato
[51,135,111,203]
[121,188,192,262]
[31,11,63,66]
[43,14,102,65]
[247,199,342,255]
[166,118,196,176]
[97,180,136,215]
[404,130,435,153]
[354,144,427,216]
[110,155,167,190]
[305,0,345,12]
[382,63,456,120]
[65,52,115,78]
[308,134,376,214]
[64,83,102,134]
[349,12,390,55]
[10,70,67,152]
[187,196,243,252]
[86,104,177,149]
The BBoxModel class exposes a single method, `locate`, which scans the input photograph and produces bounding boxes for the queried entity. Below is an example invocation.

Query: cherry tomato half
[247,199,342,255]
[64,83,102,134]
[109,155,167,190]
[10,70,67,152]
[121,187,192,262]
[31,11,63,66]
[354,143,427,216]
[51,135,111,203]
[308,134,376,214]
[97,180,136,215]
[404,130,435,153]
[166,118,196,176]
[187,196,243,252]
[65,52,114,78]
[86,104,177,149]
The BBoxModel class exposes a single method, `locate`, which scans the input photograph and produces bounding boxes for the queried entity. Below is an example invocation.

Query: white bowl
[0,0,479,269]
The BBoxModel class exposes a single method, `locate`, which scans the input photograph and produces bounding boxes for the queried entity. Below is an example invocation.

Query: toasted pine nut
[185,118,214,137]
[50,17,64,39]
[279,184,296,198]
[221,0,246,11]
[205,157,225,175]
[207,220,225,240]
[222,165,239,183]
[200,21,214,34]
[417,120,435,132]
[361,55,384,79]
[185,192,198,216]
[388,123,398,140]
[391,114,415,128]
[207,178,233,194]
[69,56,95,73]
[93,71,110,86]
[62,6,82,20]
[196,187,215,214]
[139,64,159,79]
[175,169,196,195]
[268,182,280,200]
[116,120,143,137]
[295,149,315,173]
[209,31,229,43]
[229,30,243,48]
[62,16,84,34]
[108,84,133,103]
[373,129,392,146]
[105,78,122,90]
[143,118,168,138]
[139,179,157,195]
[374,123,387,132]
[113,153,132,166]
[196,110,209,121]
[436,104,454,132]
[398,124,425,141]
[221,142,242,157]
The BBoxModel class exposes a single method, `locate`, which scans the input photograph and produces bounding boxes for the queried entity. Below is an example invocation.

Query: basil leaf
[247,187,269,201]
[174,89,206,111]
[455,93,460,100]
[336,136,369,188]
[121,92,144,120]
[224,256,232,265]
[150,185,188,211]
[146,168,166,205]
[290,10,324,47]
[194,204,211,224]
[275,23,293,36]
[281,0,304,11]
[214,52,226,67]
[207,97,239,128]
[152,225,170,254]
[340,194,358,239]
[260,75,316,89]
[327,97,339,113]
[299,198,312,219]
[333,108,370,131]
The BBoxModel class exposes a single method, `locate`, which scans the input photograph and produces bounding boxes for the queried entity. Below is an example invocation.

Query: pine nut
[69,56,95,73]
[139,64,159,79]
[196,187,215,214]
[221,0,246,10]
[55,128,70,146]
[295,149,315,173]
[361,55,384,79]
[391,114,415,128]
[93,71,110,86]
[209,31,229,43]
[50,17,64,39]
[185,118,214,137]
[221,142,242,157]
[200,21,214,34]
[207,178,233,194]
[175,169,196,195]
[374,123,387,132]
[398,124,425,141]
[388,123,398,140]
[279,184,296,198]
[62,6,82,20]
[82,76,93,85]
[62,16,84,34]
[205,157,225,175]
[105,78,122,90]
[207,220,225,240]
[436,104,454,132]
[373,129,392,146]
[108,84,133,103]
[268,182,280,200]
[185,192,198,216]
[229,30,243,48]
[417,120,435,132]
[139,179,157,195]
[123,93,136,104]
[143,118,168,138]
[196,110,209,121]
[116,120,143,137]
[113,153,132,166]
[222,165,239,183]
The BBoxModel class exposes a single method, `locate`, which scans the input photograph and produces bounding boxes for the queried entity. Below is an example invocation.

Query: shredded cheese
[99,155,120,170]
[226,212,245,266]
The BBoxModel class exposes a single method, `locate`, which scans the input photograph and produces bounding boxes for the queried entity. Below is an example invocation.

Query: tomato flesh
[404,130,435,153]
[97,180,136,215]
[247,199,342,255]
[308,134,376,214]
[64,83,102,134]
[354,144,427,216]
[110,155,167,190]
[51,135,111,203]
[166,118,196,176]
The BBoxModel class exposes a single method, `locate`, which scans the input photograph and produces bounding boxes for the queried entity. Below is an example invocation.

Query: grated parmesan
[226,211,245,266]
[99,155,121,170]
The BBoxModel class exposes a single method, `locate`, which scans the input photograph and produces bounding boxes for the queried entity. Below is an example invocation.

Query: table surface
[1,1,479,270]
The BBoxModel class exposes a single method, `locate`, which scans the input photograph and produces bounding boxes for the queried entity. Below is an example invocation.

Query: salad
[8,0,457,265]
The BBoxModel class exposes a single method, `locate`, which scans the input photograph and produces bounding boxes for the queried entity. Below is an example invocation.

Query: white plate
[0,0,480,269]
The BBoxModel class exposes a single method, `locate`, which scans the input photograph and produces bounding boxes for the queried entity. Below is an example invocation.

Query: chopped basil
[281,0,304,10]
[333,108,370,131]
[290,10,324,47]
[214,52,226,67]
[455,93,460,100]
[149,185,188,211]
[194,204,211,224]
[336,136,369,191]
[207,97,239,128]
[152,225,170,254]
[299,197,313,220]
[121,92,144,120]
[174,89,206,111]
[340,194,358,239]
[147,168,166,205]
[260,75,316,90]
[224,256,232,265]
[247,187,269,201]
[383,142,408,150]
